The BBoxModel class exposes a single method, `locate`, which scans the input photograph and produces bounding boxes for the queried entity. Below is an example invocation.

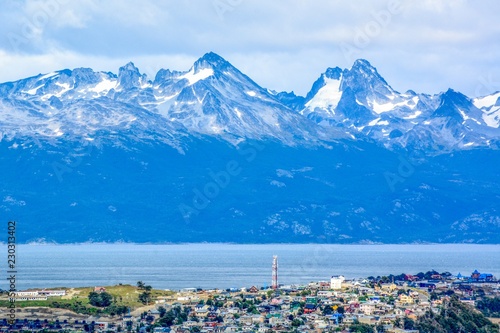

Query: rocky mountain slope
[0,52,498,243]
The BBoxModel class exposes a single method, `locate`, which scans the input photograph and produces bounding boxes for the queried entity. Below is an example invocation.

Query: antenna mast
[272,255,278,289]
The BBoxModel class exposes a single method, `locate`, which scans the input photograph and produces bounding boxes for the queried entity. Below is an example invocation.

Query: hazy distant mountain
[0,52,498,244]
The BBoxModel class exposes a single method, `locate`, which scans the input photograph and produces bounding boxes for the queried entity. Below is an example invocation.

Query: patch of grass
[0,300,53,308]
[0,284,175,313]
[73,284,174,307]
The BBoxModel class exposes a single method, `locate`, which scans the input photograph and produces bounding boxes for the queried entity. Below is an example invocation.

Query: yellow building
[398,294,414,305]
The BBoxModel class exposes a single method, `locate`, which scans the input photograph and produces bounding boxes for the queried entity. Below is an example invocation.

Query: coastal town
[1,267,499,333]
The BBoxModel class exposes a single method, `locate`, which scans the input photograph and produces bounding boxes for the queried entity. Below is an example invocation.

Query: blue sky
[0,0,499,97]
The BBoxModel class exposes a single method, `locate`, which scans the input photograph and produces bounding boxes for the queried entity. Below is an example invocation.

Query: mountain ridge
[0,52,499,244]
[0,51,499,152]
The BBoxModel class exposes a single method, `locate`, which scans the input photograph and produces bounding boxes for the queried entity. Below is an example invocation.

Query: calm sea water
[2,244,499,290]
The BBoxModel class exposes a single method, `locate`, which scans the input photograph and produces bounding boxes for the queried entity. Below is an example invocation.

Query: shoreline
[2,242,500,246]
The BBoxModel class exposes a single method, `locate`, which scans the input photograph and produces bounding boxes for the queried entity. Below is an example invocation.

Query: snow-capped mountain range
[0,52,340,151]
[1,52,498,151]
[290,59,500,151]
[1,52,499,244]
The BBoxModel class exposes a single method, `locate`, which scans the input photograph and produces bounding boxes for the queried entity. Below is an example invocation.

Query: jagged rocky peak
[274,91,306,111]
[433,88,474,120]
[192,52,231,72]
[71,67,104,87]
[154,68,173,82]
[118,62,146,89]
[305,59,393,104]
[119,61,140,73]
[442,88,468,99]
[324,67,342,80]
[304,67,343,102]
[441,88,475,110]
[351,58,376,71]
[349,59,386,81]
[341,58,394,97]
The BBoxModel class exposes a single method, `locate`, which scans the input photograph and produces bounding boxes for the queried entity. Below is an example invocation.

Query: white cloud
[22,0,93,28]
[0,0,499,97]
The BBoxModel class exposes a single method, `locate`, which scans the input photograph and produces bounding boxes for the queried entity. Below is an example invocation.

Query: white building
[15,289,66,298]
[14,291,39,297]
[317,291,335,298]
[39,290,66,297]
[330,275,345,290]
[360,302,376,315]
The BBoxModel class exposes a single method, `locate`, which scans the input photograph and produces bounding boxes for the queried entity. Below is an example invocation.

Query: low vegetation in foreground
[0,283,174,316]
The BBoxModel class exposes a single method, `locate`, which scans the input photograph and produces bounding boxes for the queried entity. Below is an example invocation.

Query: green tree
[416,296,499,333]
[158,306,167,317]
[350,323,374,333]
[88,291,113,307]
[404,317,415,330]
[477,297,500,317]
[158,310,176,326]
[291,318,303,327]
[88,291,100,306]
[424,270,439,280]
[138,291,152,305]
[100,292,113,307]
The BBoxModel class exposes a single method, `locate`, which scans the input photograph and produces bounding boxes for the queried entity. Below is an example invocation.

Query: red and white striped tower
[272,255,278,289]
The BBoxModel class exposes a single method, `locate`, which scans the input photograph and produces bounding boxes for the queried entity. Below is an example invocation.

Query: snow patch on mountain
[179,67,214,85]
[473,92,500,129]
[482,107,500,128]
[305,76,342,111]
[474,91,500,109]
[403,110,422,119]
[371,101,394,113]
[90,78,116,94]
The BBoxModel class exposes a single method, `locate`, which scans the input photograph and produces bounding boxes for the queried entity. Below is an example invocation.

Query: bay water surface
[3,243,499,290]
